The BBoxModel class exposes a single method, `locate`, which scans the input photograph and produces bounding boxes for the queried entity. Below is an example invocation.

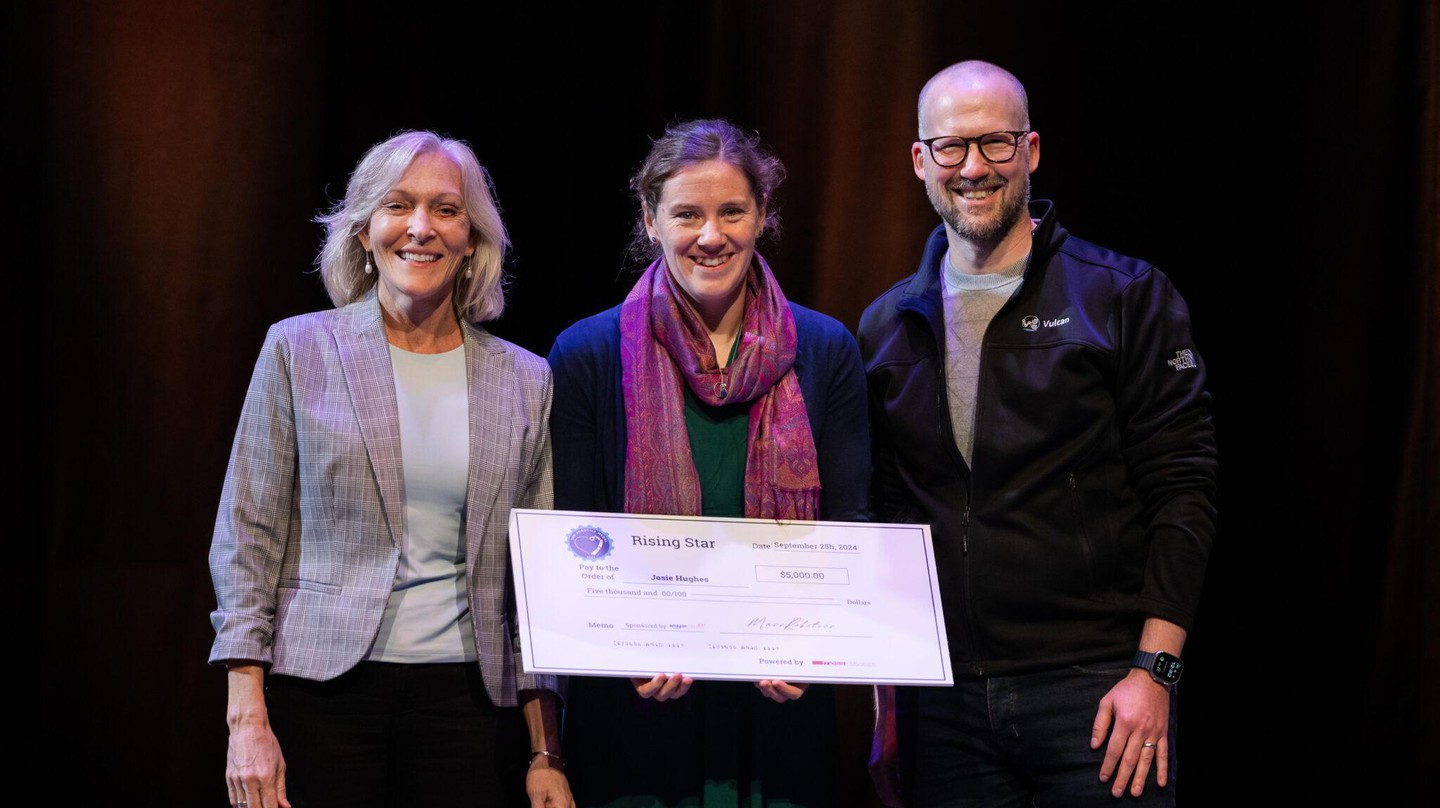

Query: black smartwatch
[1132,650,1183,686]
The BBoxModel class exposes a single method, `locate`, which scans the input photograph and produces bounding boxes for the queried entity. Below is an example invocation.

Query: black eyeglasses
[918,130,1030,167]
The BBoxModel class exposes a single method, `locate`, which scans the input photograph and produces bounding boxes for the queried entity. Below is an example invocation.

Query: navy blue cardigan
[548,302,870,521]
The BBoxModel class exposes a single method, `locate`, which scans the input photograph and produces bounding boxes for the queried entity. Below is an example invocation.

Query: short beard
[929,174,1031,246]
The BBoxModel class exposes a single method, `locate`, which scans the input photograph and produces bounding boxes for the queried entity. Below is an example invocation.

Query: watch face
[1153,652,1183,682]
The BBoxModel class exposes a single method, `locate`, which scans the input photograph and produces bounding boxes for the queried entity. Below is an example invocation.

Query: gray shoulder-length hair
[316,130,510,323]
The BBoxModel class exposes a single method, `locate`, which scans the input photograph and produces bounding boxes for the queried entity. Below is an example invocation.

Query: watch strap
[1131,650,1183,685]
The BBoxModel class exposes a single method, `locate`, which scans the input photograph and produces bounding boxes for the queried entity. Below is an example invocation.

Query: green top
[683,385,748,517]
[684,338,747,517]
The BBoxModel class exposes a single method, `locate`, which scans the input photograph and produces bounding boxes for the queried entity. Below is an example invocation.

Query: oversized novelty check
[508,509,952,685]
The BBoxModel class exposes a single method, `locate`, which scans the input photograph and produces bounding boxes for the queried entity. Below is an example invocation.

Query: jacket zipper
[1069,473,1096,590]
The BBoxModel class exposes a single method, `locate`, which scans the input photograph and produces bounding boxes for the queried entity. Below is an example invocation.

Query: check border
[509,509,953,685]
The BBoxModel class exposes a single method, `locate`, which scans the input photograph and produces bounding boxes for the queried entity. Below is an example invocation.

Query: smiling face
[644,159,765,327]
[357,150,477,314]
[913,70,1039,247]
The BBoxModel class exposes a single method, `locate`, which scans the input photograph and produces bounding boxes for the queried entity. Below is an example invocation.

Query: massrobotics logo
[566,525,614,560]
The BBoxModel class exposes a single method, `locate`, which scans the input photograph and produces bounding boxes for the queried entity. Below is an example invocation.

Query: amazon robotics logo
[566,525,614,560]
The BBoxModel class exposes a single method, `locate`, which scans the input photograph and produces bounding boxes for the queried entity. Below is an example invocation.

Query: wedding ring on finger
[1142,741,1157,749]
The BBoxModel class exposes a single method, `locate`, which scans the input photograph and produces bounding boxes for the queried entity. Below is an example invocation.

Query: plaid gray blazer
[208,292,559,706]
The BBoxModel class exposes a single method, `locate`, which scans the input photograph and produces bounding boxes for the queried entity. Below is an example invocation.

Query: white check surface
[509,509,952,685]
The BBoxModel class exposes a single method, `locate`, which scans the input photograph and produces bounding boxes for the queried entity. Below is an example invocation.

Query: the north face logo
[1167,349,1197,371]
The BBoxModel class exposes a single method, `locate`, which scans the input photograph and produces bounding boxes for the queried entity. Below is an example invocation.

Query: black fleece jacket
[858,201,1217,679]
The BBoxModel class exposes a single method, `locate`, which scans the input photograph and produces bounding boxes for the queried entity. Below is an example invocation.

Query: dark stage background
[24,1,1437,804]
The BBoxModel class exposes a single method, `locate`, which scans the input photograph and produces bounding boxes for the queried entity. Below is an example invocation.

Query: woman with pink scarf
[547,119,870,807]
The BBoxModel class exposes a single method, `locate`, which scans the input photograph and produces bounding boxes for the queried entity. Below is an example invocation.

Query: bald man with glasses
[858,61,1217,807]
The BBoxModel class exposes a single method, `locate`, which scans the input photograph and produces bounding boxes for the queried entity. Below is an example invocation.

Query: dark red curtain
[1366,0,1440,786]
[25,1,1434,803]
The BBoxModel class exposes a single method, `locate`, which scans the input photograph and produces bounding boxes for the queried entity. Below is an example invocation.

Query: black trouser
[267,662,529,808]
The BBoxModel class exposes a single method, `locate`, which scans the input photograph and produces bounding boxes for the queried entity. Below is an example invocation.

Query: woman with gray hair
[208,130,571,808]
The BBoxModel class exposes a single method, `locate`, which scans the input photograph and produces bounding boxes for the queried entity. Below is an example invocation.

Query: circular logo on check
[566,525,613,560]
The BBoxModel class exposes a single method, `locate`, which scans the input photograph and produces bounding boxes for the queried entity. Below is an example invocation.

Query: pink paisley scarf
[619,254,820,520]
